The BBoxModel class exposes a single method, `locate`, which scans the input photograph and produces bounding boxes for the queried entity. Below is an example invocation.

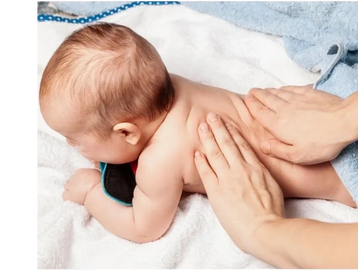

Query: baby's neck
[146,74,245,147]
[169,73,245,124]
[137,112,168,150]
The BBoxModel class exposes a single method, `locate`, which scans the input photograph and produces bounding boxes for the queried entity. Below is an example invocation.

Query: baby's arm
[84,152,183,243]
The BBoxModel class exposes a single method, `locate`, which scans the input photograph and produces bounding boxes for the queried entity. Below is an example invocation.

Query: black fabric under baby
[99,162,136,206]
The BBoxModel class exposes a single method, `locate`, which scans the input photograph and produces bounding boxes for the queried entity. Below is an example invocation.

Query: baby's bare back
[144,74,354,206]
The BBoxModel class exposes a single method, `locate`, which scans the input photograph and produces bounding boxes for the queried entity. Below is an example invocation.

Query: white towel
[38,4,358,268]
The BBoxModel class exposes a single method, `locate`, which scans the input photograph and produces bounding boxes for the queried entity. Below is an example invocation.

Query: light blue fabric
[183,1,358,203]
[38,1,180,24]
[53,1,128,16]
[51,1,180,17]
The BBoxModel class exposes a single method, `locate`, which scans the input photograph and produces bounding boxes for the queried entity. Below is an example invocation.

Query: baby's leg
[276,160,356,207]
[240,115,356,207]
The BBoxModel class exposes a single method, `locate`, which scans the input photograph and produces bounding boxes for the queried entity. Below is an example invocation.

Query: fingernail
[200,122,209,132]
[261,141,271,153]
[194,151,201,159]
[207,112,218,122]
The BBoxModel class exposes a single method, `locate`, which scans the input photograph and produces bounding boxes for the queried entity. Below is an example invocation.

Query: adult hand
[194,113,284,254]
[244,85,357,165]
[194,113,358,269]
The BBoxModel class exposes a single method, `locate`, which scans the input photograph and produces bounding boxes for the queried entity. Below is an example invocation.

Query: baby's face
[41,102,141,164]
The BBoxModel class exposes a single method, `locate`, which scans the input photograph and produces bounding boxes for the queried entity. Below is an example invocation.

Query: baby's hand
[62,169,101,205]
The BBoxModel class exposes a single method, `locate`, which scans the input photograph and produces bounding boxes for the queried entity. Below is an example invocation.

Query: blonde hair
[39,22,175,139]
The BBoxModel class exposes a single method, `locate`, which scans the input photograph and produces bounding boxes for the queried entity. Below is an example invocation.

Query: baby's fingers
[62,190,71,201]
[64,181,72,191]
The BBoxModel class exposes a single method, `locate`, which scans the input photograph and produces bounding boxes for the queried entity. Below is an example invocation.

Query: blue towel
[184,1,358,203]
[52,1,127,16]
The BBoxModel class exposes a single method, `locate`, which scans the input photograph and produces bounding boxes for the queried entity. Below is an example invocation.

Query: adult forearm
[342,91,358,143]
[253,218,358,268]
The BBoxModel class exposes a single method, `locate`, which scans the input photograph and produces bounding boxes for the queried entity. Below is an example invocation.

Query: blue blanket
[184,1,358,203]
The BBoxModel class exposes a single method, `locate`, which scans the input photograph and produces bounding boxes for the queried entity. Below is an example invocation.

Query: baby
[39,22,355,243]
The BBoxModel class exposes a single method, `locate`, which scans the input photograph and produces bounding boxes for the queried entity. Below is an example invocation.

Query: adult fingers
[261,138,299,163]
[205,113,245,167]
[226,125,269,199]
[266,88,302,102]
[198,122,230,176]
[263,172,285,216]
[226,123,261,166]
[194,151,218,192]
[249,88,287,111]
[279,85,312,94]
[244,94,277,132]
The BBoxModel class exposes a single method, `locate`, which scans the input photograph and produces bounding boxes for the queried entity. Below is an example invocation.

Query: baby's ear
[113,122,141,145]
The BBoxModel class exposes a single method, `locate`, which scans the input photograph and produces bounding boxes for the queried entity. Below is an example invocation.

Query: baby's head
[39,22,175,164]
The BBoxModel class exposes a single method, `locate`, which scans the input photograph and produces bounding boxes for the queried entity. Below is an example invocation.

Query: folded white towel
[38,4,358,268]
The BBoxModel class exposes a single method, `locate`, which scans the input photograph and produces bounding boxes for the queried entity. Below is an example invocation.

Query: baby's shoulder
[136,142,184,184]
[139,142,182,170]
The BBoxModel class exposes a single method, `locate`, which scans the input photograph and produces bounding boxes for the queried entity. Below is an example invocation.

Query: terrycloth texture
[38,2,58,15]
[38,4,358,268]
[183,1,358,204]
[53,1,127,16]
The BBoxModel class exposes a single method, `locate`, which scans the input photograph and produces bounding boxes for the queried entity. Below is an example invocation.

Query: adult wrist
[248,216,299,268]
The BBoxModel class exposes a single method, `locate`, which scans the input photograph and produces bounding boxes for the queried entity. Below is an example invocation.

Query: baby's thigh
[283,162,355,206]
[242,121,354,206]
[259,149,355,206]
